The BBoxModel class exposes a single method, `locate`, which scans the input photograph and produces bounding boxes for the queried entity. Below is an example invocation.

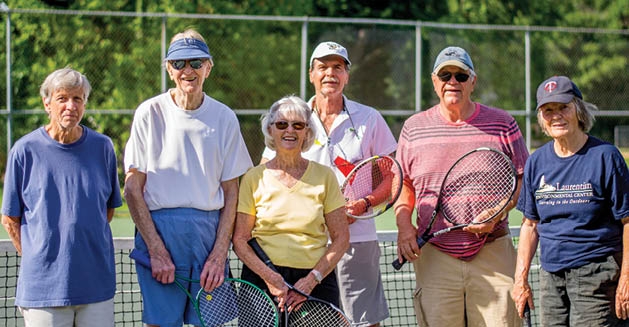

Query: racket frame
[129,249,279,327]
[340,155,403,219]
[247,238,351,326]
[392,147,517,270]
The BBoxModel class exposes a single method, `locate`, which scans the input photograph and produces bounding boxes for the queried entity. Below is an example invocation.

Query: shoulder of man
[10,128,48,152]
[82,126,116,146]
[344,97,382,116]
[477,103,516,120]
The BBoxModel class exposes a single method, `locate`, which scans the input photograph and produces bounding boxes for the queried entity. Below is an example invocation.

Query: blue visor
[165,38,212,61]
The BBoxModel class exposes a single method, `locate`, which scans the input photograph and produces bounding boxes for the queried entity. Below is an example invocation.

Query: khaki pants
[411,236,521,327]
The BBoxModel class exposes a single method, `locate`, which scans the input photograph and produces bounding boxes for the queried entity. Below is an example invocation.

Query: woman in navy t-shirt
[513,76,629,326]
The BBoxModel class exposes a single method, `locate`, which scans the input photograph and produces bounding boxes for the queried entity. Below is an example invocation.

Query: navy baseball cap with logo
[536,76,583,109]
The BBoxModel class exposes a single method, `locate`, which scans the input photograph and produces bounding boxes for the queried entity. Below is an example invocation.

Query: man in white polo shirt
[262,41,396,327]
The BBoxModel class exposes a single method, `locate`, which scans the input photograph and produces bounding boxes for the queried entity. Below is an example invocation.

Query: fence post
[299,19,308,100]
[525,29,532,151]
[2,3,11,155]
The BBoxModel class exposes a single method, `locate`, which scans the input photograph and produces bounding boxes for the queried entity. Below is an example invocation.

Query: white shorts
[20,297,114,327]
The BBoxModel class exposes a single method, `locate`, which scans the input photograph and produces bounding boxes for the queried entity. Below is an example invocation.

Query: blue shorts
[134,208,228,327]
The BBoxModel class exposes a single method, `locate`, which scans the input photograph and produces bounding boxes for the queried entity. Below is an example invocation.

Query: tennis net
[0,230,540,326]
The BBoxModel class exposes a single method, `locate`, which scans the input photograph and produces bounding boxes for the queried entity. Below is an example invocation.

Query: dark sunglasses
[437,71,470,83]
[273,121,308,130]
[170,59,205,70]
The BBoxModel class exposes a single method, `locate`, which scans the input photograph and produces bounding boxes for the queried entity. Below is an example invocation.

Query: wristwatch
[310,269,323,284]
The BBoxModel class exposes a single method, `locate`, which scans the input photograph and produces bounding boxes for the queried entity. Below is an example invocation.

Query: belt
[485,227,510,243]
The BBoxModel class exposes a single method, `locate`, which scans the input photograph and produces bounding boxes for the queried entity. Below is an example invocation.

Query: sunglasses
[170,59,205,70]
[437,71,470,83]
[273,121,308,130]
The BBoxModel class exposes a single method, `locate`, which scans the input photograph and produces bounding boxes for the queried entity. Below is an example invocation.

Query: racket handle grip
[523,303,532,327]
[391,236,430,270]
[391,258,405,270]
[248,238,279,274]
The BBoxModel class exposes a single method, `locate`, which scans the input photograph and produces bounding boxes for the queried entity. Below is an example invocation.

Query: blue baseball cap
[433,46,475,74]
[536,76,583,109]
[165,38,212,61]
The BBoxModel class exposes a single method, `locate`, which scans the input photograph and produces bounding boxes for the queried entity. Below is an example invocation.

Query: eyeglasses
[170,59,205,70]
[437,71,470,83]
[273,121,308,130]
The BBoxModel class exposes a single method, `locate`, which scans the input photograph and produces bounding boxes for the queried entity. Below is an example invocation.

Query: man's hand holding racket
[394,182,421,264]
[392,147,517,270]
[396,222,421,264]
[147,247,177,284]
[130,248,280,326]
[341,155,403,220]
[199,252,227,292]
[463,203,508,235]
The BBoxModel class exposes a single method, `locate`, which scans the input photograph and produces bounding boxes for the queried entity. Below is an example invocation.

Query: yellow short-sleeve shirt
[238,161,345,268]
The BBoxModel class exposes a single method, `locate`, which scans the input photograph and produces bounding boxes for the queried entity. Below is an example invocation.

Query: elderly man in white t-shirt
[124,29,252,327]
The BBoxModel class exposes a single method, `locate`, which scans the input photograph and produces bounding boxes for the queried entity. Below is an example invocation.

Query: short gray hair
[40,68,91,104]
[261,95,315,152]
[537,97,597,135]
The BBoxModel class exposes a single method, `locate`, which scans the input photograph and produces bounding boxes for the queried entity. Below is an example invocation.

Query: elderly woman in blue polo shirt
[512,76,629,326]
[124,29,252,326]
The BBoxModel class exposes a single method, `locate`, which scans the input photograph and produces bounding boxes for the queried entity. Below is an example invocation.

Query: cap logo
[544,81,557,93]
[326,42,341,50]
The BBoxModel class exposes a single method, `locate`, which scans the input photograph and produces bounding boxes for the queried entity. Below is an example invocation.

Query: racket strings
[288,300,352,327]
[198,281,277,326]
[342,157,402,216]
[440,152,515,225]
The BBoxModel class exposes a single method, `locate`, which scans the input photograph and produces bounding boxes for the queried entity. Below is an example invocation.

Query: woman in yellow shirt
[233,95,349,315]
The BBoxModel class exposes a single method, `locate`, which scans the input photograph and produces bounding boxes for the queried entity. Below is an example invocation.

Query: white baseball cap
[309,41,351,68]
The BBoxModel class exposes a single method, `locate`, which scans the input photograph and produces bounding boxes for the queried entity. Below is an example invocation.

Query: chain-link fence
[0,8,629,170]
[0,8,627,326]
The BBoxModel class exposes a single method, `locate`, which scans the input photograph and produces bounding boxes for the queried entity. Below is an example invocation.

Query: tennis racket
[247,238,351,327]
[392,147,517,270]
[341,155,403,219]
[129,249,279,327]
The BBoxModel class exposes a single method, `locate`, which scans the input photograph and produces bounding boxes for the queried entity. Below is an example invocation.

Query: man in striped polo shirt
[394,46,529,326]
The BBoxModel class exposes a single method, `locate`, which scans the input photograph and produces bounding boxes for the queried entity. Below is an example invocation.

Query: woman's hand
[266,272,290,311]
[511,278,534,318]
